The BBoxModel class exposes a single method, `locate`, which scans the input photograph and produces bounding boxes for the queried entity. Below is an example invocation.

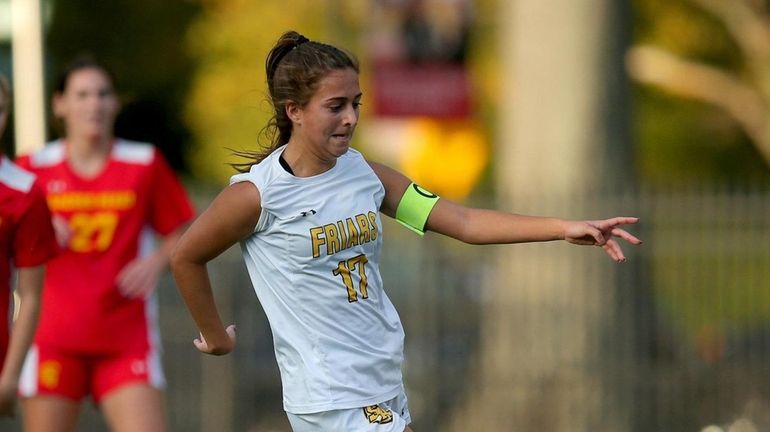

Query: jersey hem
[283,384,403,414]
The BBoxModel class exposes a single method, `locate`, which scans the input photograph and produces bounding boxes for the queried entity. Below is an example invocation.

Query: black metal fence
[2,185,769,432]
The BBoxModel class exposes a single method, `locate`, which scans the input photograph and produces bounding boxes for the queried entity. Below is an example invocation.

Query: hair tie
[295,35,309,48]
[268,35,311,81]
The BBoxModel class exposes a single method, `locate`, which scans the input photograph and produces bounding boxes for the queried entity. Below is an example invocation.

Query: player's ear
[285,101,302,126]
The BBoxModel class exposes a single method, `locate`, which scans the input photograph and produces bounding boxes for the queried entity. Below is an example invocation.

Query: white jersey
[231,146,405,414]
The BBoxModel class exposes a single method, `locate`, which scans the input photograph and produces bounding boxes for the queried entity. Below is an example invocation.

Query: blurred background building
[2,0,770,431]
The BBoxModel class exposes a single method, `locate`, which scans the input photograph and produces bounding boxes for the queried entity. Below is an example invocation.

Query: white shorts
[287,391,412,432]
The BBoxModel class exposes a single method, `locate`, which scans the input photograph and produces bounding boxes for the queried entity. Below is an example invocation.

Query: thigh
[90,344,165,403]
[100,383,166,432]
[22,395,80,432]
[93,348,166,432]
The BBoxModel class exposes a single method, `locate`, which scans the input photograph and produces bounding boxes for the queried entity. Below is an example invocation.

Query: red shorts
[18,343,165,403]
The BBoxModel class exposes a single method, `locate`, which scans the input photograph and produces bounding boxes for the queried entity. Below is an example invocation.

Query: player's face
[293,68,361,160]
[54,67,119,142]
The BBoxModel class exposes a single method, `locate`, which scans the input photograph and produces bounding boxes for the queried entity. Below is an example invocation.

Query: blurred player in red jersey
[0,74,58,418]
[15,57,194,432]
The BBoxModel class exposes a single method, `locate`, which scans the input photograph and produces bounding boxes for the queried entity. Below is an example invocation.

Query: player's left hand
[116,254,164,298]
[563,217,642,262]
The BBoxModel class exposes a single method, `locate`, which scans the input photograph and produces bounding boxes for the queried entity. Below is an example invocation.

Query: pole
[10,0,46,155]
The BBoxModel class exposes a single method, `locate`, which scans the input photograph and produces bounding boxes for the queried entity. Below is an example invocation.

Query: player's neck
[66,136,113,178]
[282,142,336,177]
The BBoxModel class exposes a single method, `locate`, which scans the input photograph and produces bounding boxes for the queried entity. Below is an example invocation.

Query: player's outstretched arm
[369,161,642,262]
[171,181,261,355]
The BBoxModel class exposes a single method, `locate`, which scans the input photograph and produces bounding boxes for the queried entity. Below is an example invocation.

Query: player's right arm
[170,181,261,355]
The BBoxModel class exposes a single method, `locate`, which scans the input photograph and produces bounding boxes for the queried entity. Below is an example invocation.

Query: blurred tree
[449,0,637,431]
[44,0,200,171]
[184,0,361,184]
[629,0,770,185]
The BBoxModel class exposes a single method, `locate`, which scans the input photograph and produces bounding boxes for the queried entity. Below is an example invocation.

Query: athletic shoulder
[112,139,156,165]
[21,140,66,168]
[230,146,285,190]
[0,156,37,193]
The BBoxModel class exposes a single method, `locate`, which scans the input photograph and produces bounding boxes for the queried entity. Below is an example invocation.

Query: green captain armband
[395,183,440,236]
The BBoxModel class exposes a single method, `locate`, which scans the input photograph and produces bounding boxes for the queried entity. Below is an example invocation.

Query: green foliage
[635,87,770,185]
[634,0,742,67]
[184,0,356,184]
[632,0,770,184]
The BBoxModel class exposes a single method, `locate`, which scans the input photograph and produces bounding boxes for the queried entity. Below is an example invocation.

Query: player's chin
[329,139,351,156]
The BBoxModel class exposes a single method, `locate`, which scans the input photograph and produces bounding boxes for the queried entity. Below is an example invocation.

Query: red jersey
[0,157,58,366]
[16,140,194,353]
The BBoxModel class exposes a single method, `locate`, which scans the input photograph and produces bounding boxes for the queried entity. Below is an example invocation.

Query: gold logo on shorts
[363,405,393,424]
[40,360,62,389]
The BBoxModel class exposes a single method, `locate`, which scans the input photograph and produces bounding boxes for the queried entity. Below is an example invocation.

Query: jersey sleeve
[148,151,195,235]
[13,183,59,268]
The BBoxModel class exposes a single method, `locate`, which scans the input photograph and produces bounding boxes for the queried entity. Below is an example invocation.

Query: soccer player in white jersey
[171,30,642,432]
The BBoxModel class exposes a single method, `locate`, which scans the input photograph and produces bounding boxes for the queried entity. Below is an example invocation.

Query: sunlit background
[2,0,770,431]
